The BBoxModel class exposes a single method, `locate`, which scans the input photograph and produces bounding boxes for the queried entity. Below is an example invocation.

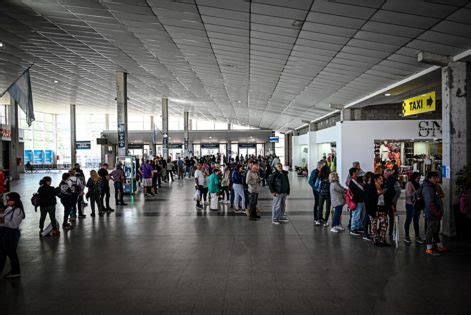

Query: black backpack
[31,193,40,208]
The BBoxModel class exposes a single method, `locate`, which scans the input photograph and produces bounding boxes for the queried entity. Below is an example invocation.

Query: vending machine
[116,156,136,195]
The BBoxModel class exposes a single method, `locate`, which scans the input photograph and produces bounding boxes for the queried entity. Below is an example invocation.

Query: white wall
[292,133,309,168]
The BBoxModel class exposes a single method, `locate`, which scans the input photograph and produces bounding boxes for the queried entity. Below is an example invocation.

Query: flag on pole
[0,67,35,126]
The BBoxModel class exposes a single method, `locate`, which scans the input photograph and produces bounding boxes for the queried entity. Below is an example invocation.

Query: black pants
[0,228,21,274]
[202,187,208,202]
[312,190,320,221]
[90,193,102,213]
[100,186,111,210]
[114,182,124,204]
[318,195,331,222]
[77,195,84,215]
[249,192,259,218]
[61,198,73,226]
[196,185,204,207]
[221,186,230,200]
[168,170,174,181]
[425,218,441,245]
[39,205,57,230]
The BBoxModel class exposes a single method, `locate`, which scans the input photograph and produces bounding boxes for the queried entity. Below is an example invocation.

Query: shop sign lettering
[418,121,442,137]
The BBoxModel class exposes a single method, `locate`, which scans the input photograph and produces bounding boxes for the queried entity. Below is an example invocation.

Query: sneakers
[416,238,425,245]
[62,224,73,230]
[330,227,339,233]
[272,220,280,225]
[279,217,289,223]
[425,249,440,256]
[404,237,412,245]
[323,222,329,227]
[4,272,21,279]
[314,220,321,226]
[363,235,372,241]
[335,225,345,231]
[90,212,96,217]
[350,230,361,236]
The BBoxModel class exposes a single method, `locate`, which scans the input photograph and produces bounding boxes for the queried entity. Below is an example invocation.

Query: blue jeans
[351,202,365,231]
[404,204,421,238]
[332,205,343,227]
[272,193,287,221]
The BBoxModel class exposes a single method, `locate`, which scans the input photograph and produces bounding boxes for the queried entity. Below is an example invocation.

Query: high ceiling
[0,0,470,131]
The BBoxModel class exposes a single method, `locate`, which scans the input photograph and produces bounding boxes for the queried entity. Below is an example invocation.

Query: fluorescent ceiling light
[384,93,391,96]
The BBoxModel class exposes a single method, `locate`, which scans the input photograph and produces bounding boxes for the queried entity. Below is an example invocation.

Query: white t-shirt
[194,170,205,186]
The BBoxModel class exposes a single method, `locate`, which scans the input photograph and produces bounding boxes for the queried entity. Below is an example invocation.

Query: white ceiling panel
[0,0,470,132]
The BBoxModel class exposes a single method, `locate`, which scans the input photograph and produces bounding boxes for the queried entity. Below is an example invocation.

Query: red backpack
[345,189,356,211]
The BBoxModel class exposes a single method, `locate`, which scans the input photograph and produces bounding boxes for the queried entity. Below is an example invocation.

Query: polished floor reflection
[1,172,471,314]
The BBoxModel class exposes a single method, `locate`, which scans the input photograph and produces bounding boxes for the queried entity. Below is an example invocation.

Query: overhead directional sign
[402,91,436,117]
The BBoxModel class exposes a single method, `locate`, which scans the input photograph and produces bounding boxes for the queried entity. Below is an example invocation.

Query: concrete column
[228,123,232,130]
[183,111,189,158]
[70,104,76,167]
[9,97,19,180]
[116,71,128,157]
[441,61,471,237]
[150,115,156,157]
[162,97,169,159]
[284,133,292,168]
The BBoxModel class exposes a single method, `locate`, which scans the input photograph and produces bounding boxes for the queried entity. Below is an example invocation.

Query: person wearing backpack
[404,172,425,245]
[37,176,58,237]
[309,161,324,225]
[317,165,331,227]
[68,169,85,221]
[73,163,88,209]
[423,172,448,256]
[110,163,127,206]
[58,173,74,230]
[0,192,25,278]
[86,170,104,217]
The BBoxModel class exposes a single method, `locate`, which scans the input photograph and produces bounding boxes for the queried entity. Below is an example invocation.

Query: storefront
[292,119,442,184]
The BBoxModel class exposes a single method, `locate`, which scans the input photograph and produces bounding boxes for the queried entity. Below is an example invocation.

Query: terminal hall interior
[0,0,471,314]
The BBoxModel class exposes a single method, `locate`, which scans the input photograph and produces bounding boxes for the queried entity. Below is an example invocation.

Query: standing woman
[363,172,376,241]
[232,164,246,214]
[371,174,389,246]
[329,172,345,232]
[0,192,26,278]
[221,166,231,204]
[167,158,174,182]
[317,165,331,227]
[208,169,221,211]
[86,170,104,217]
[59,173,74,230]
[404,172,425,245]
[37,176,58,236]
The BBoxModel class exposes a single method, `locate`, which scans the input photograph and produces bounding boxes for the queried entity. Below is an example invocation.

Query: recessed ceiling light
[384,93,391,96]
[53,80,58,83]
[0,42,3,48]
[236,100,241,103]
[209,136,212,139]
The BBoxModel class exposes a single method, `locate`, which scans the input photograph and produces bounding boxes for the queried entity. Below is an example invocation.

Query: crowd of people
[309,159,448,256]
[0,152,451,279]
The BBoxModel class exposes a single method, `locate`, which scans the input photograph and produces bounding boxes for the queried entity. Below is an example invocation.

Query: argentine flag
[1,68,35,126]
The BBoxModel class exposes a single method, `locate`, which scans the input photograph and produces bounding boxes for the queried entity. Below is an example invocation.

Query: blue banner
[44,150,53,164]
[33,150,44,164]
[24,150,32,164]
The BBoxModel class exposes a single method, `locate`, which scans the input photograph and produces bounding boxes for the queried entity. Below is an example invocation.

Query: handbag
[345,189,356,211]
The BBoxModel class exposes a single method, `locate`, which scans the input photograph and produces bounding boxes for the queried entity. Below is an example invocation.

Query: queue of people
[309,159,448,256]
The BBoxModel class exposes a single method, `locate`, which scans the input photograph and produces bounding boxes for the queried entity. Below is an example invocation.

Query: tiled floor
[1,171,471,314]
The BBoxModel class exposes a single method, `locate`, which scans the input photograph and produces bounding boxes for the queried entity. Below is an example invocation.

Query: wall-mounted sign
[402,91,436,117]
[76,141,91,150]
[97,138,108,145]
[418,121,442,138]
[128,143,144,149]
[239,143,256,148]
[169,144,183,149]
[201,144,219,149]
[269,136,279,143]
[118,124,126,149]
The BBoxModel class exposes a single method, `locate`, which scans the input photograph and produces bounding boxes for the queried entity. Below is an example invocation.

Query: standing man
[194,163,205,210]
[110,163,127,206]
[423,171,447,256]
[246,161,261,221]
[348,167,365,236]
[269,163,290,225]
[98,163,114,212]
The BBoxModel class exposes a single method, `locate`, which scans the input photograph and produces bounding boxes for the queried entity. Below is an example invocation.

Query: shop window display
[374,140,442,187]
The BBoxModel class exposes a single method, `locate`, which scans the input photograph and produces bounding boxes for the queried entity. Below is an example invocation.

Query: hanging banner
[402,91,436,117]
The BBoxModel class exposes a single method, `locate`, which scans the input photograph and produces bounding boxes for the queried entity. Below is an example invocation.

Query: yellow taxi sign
[402,91,436,117]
